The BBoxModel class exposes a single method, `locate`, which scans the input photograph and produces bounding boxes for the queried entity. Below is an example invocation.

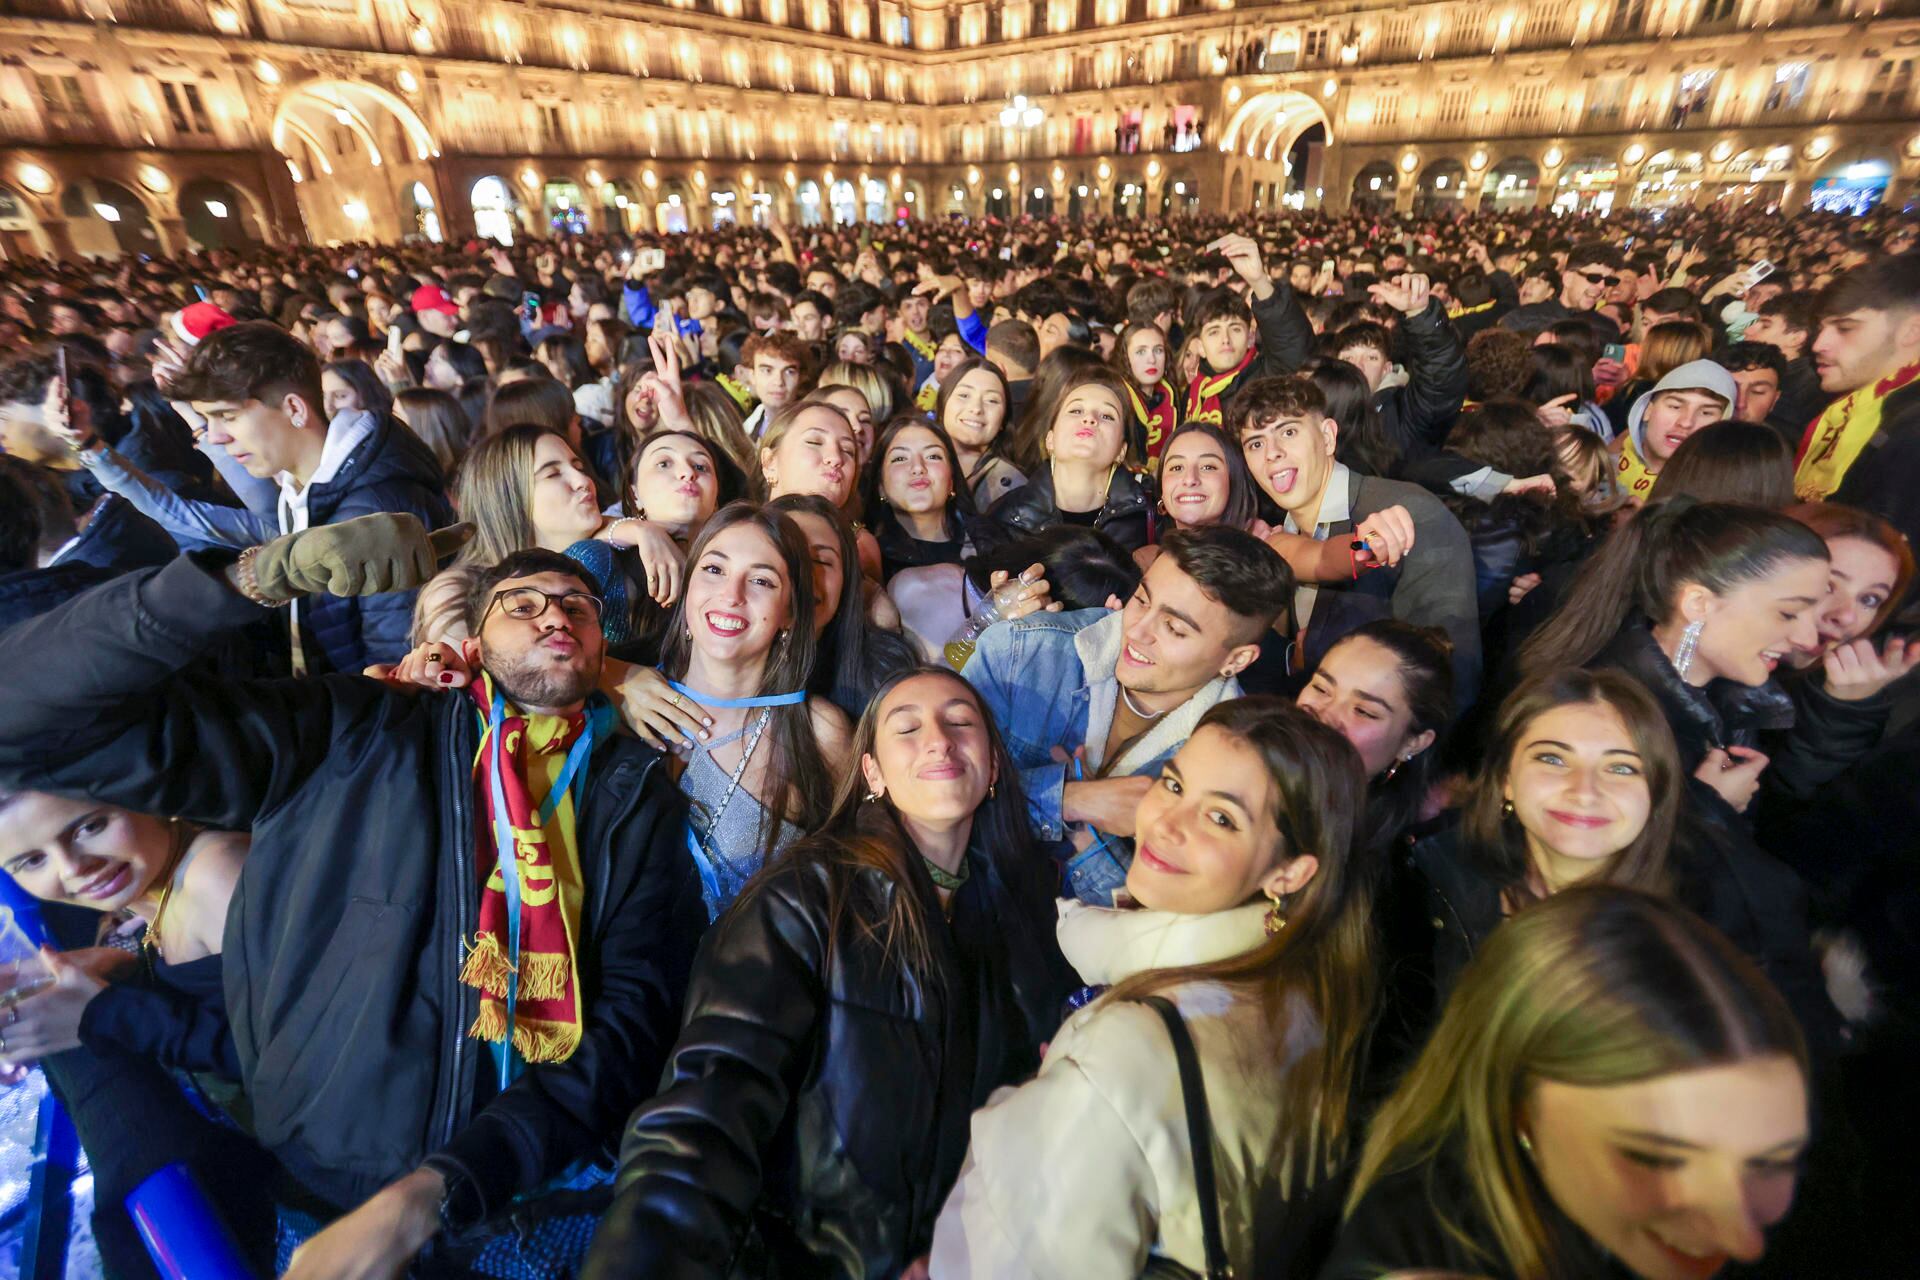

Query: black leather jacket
[587,830,1071,1280]
[986,463,1154,552]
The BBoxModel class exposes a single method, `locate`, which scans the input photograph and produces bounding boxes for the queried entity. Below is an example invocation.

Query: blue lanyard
[481,690,600,1091]
[665,678,807,709]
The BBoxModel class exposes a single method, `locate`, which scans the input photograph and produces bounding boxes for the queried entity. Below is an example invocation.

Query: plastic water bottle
[943,566,1039,669]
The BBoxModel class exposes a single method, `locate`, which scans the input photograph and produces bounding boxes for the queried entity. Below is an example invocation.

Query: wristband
[233,544,290,608]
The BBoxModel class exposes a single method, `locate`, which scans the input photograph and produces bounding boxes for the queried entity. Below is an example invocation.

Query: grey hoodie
[1627,358,1739,464]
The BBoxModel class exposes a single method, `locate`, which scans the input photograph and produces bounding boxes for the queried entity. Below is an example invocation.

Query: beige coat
[929,898,1325,1278]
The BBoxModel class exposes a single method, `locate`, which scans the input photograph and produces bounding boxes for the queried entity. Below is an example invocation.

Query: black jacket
[0,555,706,1220]
[1375,299,1469,463]
[987,463,1154,552]
[297,415,454,675]
[1830,370,1920,555]
[1382,819,1838,1069]
[1766,354,1831,445]
[586,842,1070,1280]
[1184,283,1315,427]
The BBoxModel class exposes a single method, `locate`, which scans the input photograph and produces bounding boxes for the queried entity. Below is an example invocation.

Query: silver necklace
[1119,686,1169,720]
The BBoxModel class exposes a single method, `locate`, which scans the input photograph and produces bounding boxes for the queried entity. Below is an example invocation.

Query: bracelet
[233,544,289,608]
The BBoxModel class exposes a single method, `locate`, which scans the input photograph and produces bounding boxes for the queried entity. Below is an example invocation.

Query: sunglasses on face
[1578,271,1621,287]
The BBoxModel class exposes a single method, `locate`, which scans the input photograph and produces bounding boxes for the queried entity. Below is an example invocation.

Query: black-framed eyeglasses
[1579,271,1620,287]
[483,587,604,627]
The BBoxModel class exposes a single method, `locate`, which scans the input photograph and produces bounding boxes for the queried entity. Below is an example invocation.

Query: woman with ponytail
[929,699,1376,1278]
[1515,500,1843,1055]
[1517,499,1828,812]
[1109,321,1180,470]
[585,668,1069,1280]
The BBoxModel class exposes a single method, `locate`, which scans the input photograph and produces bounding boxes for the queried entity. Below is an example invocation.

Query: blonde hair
[411,563,479,645]
[1637,320,1714,385]
[816,360,896,423]
[681,381,757,476]
[453,424,571,566]
[1346,886,1808,1279]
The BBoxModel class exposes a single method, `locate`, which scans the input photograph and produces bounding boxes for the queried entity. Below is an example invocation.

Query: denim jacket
[963,608,1243,903]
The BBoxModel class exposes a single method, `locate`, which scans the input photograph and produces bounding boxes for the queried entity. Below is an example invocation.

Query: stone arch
[178,176,268,250]
[1221,89,1336,162]
[0,182,53,260]
[269,79,439,172]
[59,178,159,257]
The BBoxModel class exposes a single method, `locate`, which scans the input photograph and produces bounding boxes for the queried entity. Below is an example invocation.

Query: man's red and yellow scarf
[1794,361,1920,501]
[1183,348,1255,427]
[460,675,604,1067]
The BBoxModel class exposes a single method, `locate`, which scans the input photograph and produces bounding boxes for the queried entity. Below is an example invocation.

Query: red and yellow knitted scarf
[1184,348,1255,427]
[460,675,594,1066]
[1127,380,1177,467]
[1794,360,1920,501]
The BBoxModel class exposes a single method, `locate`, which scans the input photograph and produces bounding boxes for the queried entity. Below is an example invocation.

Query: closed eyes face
[881,426,954,514]
[528,433,603,549]
[1688,558,1830,687]
[764,408,859,504]
[1527,1058,1809,1280]
[1046,386,1126,466]
[861,674,994,827]
[1295,636,1427,778]
[785,509,846,633]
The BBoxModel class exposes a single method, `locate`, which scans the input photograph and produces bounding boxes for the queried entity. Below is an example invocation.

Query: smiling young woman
[1331,886,1812,1280]
[586,668,1069,1280]
[927,698,1375,1278]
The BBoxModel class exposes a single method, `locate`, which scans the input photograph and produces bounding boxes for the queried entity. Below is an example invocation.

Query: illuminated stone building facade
[1,0,1917,256]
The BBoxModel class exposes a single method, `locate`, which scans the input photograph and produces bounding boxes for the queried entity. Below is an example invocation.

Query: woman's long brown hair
[1109,697,1379,1196]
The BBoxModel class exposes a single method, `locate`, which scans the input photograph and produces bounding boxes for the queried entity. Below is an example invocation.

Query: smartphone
[347,266,360,280]
[1747,259,1775,285]
[193,284,209,302]
[387,325,403,357]
[638,247,666,272]
[523,290,541,314]
[1603,343,1627,363]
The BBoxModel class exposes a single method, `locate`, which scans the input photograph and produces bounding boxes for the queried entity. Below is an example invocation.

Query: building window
[1671,68,1714,126]
[1699,0,1736,20]
[1381,15,1413,58]
[1374,91,1401,128]
[1865,57,1914,110]
[1509,82,1544,125]
[1438,86,1470,128]
[155,79,210,134]
[831,119,851,156]
[539,103,564,144]
[1586,75,1624,122]
[1303,28,1328,62]
[1765,62,1809,112]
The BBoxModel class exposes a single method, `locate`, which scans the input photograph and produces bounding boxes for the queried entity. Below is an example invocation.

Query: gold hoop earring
[1263,887,1289,937]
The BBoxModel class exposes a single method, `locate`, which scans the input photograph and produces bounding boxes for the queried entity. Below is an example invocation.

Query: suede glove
[251,514,473,601]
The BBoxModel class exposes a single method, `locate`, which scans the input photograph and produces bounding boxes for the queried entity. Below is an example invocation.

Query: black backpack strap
[1137,995,1232,1280]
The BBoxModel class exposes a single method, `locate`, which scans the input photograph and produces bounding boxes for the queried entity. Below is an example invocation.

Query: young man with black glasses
[0,516,704,1277]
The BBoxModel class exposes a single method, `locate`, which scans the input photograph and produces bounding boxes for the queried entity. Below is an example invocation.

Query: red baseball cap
[171,301,236,347]
[410,284,460,317]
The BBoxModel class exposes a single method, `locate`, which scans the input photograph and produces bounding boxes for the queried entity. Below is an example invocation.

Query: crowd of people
[0,197,1915,1279]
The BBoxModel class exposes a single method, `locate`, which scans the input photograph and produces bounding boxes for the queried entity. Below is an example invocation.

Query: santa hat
[172,301,236,347]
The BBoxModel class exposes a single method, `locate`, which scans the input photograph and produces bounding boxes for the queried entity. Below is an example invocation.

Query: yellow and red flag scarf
[1184,349,1254,427]
[903,329,937,362]
[1614,430,1659,504]
[716,373,756,414]
[460,674,606,1069]
[914,378,940,413]
[1794,360,1920,501]
[1127,380,1177,467]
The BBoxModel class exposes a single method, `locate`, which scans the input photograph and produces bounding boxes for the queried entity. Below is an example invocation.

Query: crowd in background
[0,198,1916,1279]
